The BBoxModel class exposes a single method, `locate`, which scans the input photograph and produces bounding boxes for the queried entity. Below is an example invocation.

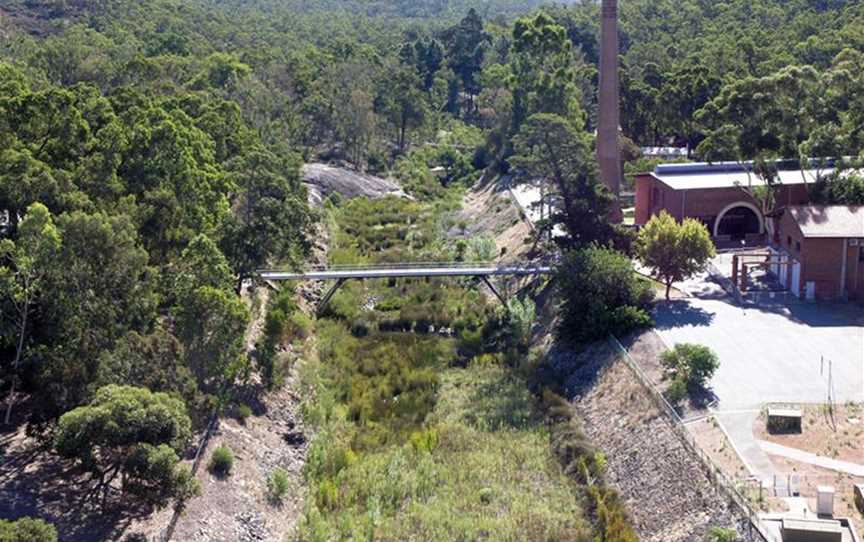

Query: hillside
[1,0,863,540]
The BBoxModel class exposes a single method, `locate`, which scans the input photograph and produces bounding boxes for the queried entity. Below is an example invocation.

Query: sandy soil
[755,403,864,465]
[688,416,750,480]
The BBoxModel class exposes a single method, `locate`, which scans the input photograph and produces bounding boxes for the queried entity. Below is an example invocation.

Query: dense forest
[1,0,864,539]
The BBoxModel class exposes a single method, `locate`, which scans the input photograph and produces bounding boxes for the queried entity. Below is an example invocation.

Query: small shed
[767,408,803,434]
[781,518,843,542]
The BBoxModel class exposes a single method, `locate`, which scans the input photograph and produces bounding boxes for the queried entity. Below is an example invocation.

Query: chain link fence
[609,334,775,542]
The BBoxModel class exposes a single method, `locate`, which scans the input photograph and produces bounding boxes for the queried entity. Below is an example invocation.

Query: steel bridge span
[258,262,553,314]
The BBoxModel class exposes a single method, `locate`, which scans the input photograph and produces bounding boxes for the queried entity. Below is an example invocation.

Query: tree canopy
[55,385,197,506]
[635,212,716,301]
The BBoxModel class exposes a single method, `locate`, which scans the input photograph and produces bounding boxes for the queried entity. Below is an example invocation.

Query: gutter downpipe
[681,189,686,221]
[841,238,849,300]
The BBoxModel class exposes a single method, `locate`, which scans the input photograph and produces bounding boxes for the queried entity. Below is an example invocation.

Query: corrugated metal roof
[789,205,864,238]
[653,166,831,190]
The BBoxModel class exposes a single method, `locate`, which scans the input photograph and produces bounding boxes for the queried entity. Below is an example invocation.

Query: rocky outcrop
[301,163,407,206]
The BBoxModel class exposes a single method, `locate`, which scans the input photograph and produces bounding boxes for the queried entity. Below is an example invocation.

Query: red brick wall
[635,176,810,232]
[845,243,864,301]
[776,210,864,300]
[635,174,652,225]
[776,211,805,295]
[801,238,844,300]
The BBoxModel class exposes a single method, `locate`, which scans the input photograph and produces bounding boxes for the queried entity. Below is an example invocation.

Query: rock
[302,163,408,206]
[283,431,306,446]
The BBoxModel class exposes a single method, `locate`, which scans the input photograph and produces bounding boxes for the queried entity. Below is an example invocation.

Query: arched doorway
[714,202,763,240]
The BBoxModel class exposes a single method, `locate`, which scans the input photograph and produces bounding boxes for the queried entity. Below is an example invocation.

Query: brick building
[635,161,864,301]
[774,205,864,301]
[634,162,816,243]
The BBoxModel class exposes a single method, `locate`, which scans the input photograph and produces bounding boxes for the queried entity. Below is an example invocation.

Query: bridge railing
[259,258,558,274]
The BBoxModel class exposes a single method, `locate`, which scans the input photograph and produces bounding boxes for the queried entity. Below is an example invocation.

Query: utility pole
[598,0,623,223]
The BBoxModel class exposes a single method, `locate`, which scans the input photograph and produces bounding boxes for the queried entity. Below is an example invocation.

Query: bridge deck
[259,263,553,281]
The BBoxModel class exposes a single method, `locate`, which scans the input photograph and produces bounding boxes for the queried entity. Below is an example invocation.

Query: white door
[790,262,801,297]
[805,281,816,301]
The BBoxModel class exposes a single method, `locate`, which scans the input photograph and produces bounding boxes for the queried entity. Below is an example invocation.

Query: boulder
[301,163,407,205]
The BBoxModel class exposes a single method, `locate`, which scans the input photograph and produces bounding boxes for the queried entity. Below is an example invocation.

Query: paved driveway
[655,298,864,409]
[655,296,864,477]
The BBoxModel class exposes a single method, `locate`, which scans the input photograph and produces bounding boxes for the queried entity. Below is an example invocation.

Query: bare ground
[0,417,157,542]
[132,372,309,542]
[688,416,751,480]
[454,177,534,261]
[755,403,864,465]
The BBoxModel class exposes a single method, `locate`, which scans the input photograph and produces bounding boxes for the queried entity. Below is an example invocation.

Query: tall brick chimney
[598,0,622,222]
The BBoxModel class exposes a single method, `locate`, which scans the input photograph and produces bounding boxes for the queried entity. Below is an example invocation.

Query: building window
[796,241,801,253]
[859,246,864,263]
[787,236,792,247]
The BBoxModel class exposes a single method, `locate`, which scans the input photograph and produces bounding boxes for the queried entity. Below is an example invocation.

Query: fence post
[608,334,774,542]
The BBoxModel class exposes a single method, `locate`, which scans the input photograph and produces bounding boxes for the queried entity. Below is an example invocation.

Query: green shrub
[317,478,339,510]
[236,404,252,424]
[478,487,494,504]
[259,287,305,389]
[665,378,688,405]
[267,468,290,503]
[661,343,719,389]
[589,486,638,542]
[290,312,313,340]
[0,517,57,542]
[458,328,483,358]
[705,527,738,542]
[209,444,234,476]
[556,247,653,344]
[409,428,440,454]
[470,353,502,367]
[172,465,202,503]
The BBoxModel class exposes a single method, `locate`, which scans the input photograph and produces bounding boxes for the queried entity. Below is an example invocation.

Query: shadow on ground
[654,300,716,330]
[741,300,864,327]
[0,405,157,542]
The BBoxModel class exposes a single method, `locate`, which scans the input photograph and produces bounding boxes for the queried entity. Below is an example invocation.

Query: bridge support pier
[481,276,507,306]
[317,278,346,316]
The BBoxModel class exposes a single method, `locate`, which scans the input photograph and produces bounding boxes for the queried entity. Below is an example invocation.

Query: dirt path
[153,284,309,541]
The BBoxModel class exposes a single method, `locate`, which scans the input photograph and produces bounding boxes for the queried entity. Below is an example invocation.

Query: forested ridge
[1,0,863,540]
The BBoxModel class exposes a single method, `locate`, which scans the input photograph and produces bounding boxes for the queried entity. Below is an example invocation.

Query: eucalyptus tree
[511,114,616,249]
[55,385,198,507]
[0,203,60,424]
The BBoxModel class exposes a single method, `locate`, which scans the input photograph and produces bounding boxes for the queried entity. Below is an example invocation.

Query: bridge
[258,261,553,314]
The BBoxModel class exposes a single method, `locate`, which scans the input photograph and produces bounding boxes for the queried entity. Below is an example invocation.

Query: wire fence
[608,334,775,542]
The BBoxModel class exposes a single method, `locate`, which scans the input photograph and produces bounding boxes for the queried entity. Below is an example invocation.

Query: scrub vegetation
[296,195,628,540]
[2,0,863,538]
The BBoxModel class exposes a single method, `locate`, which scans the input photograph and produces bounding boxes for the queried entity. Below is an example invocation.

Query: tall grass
[296,195,632,540]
